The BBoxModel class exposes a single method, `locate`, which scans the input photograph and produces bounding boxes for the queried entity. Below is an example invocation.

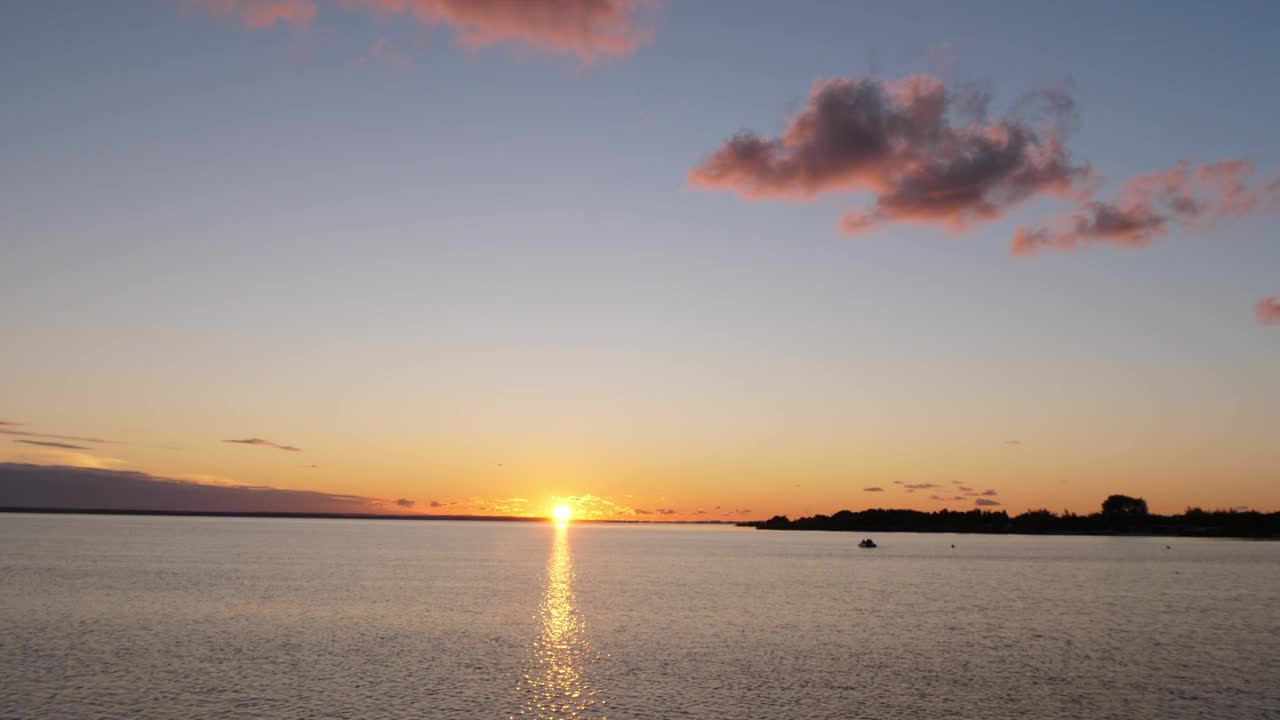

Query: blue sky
[1,1,1278,516]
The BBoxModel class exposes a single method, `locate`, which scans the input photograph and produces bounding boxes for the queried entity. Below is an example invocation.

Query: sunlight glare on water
[515,523,605,720]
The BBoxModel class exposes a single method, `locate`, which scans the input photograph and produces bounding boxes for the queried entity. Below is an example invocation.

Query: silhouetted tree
[1101,494,1148,518]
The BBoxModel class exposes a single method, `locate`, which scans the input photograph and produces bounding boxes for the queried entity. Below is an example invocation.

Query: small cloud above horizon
[864,487,884,492]
[14,439,91,451]
[223,438,302,452]
[0,427,117,444]
[975,498,1002,507]
[393,498,416,508]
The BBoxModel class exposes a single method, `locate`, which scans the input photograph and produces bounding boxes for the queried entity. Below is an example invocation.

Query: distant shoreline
[0,506,734,525]
[737,523,1279,540]
[737,499,1280,539]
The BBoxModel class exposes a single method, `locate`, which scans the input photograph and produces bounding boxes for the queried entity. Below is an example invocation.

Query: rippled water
[1,514,1277,719]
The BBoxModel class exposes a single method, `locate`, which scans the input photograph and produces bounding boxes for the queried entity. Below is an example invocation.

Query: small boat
[858,538,877,549]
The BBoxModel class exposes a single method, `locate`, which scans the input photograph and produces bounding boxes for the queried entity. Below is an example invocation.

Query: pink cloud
[1258,297,1280,325]
[183,0,316,29]
[689,74,1088,234]
[1011,159,1279,256]
[341,0,656,61]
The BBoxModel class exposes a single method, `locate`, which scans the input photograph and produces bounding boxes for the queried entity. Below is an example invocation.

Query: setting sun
[552,504,572,523]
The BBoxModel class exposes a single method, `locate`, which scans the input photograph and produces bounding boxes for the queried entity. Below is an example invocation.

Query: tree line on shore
[739,495,1280,538]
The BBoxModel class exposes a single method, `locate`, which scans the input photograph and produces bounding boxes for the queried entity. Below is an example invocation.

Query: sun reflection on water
[513,523,606,719]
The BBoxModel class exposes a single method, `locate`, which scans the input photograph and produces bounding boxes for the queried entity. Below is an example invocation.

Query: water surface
[1,515,1276,719]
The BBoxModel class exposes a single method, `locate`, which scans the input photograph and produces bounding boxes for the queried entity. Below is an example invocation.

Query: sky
[2,0,1278,520]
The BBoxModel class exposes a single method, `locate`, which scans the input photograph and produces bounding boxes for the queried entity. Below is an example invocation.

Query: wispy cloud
[345,0,656,62]
[0,428,117,444]
[183,0,658,62]
[551,494,637,520]
[1257,297,1280,325]
[1003,439,1023,446]
[181,0,316,29]
[863,486,884,492]
[488,496,531,514]
[980,489,998,496]
[393,498,416,508]
[903,483,942,490]
[0,444,125,470]
[1012,159,1279,256]
[14,440,90,451]
[690,74,1086,234]
[975,498,1001,507]
[223,437,302,452]
[367,36,412,66]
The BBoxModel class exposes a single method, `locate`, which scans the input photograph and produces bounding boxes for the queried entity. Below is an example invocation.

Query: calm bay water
[1,514,1277,719]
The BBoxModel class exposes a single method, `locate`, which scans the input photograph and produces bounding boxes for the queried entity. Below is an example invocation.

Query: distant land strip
[739,496,1280,539]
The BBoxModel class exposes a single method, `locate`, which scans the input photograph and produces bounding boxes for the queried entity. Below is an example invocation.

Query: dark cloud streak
[0,428,116,444]
[0,463,385,514]
[223,438,302,452]
[14,440,91,451]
